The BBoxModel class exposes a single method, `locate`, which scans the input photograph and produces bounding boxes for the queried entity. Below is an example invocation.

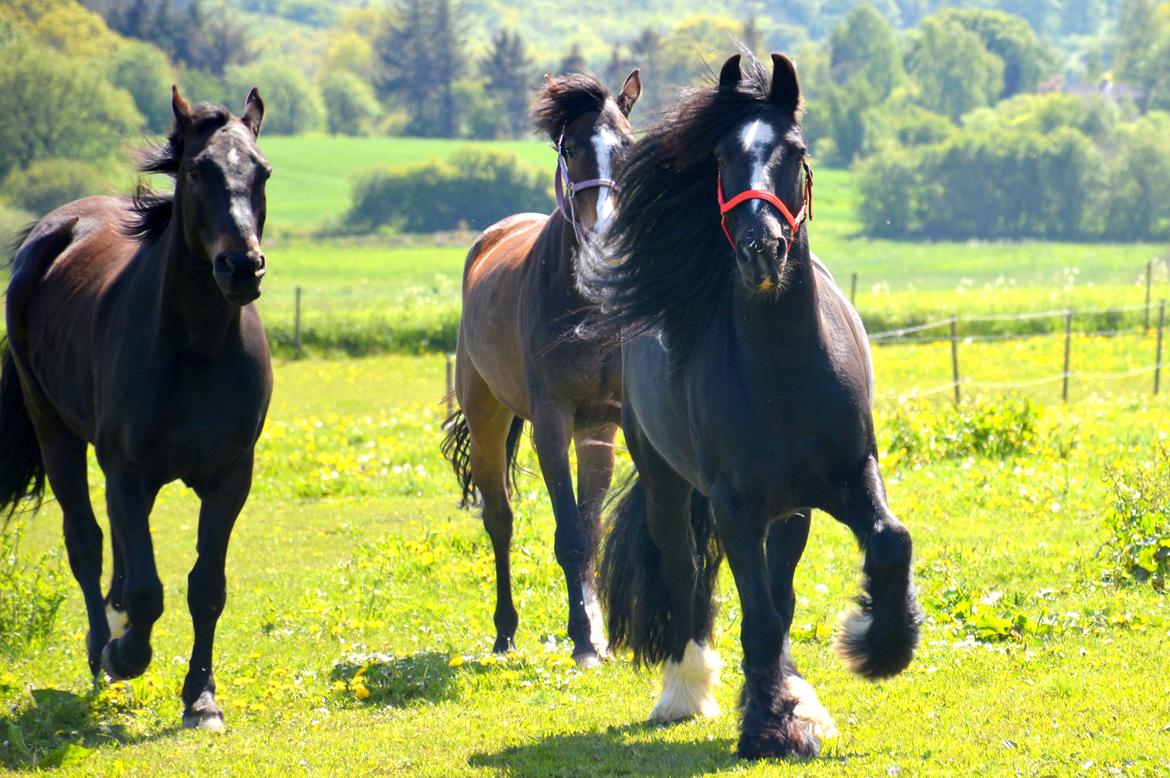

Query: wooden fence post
[1062,310,1072,403]
[850,272,858,306]
[1145,260,1153,334]
[950,315,960,405]
[1156,300,1165,396]
[294,286,302,360]
[446,353,455,416]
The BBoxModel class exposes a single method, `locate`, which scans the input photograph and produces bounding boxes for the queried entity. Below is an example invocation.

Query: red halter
[717,160,814,248]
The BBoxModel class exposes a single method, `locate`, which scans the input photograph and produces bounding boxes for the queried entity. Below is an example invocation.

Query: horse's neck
[730,246,821,355]
[154,226,240,354]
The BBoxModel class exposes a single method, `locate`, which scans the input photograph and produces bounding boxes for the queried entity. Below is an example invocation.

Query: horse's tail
[600,478,722,666]
[834,516,921,680]
[440,408,525,508]
[0,340,46,522]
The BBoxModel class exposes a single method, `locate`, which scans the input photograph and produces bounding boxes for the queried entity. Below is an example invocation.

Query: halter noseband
[555,129,617,243]
[717,160,814,248]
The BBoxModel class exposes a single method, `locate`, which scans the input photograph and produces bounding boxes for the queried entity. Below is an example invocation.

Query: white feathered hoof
[649,641,722,723]
[834,609,874,675]
[784,675,839,747]
[182,691,226,733]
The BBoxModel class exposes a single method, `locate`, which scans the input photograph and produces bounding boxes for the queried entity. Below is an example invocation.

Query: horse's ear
[171,85,193,133]
[718,54,742,93]
[769,53,801,115]
[616,68,642,117]
[243,87,264,137]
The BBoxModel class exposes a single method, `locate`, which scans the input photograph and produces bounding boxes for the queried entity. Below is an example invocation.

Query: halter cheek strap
[717,160,814,248]
[555,129,617,244]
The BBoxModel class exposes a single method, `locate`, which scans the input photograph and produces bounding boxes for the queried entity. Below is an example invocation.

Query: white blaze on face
[592,125,622,230]
[738,118,776,189]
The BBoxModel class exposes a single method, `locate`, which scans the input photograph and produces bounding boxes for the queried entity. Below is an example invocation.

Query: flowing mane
[124,103,232,243]
[579,52,798,365]
[532,73,611,138]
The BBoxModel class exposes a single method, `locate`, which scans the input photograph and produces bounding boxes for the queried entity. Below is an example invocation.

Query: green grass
[260,136,554,233]
[1,343,1168,775]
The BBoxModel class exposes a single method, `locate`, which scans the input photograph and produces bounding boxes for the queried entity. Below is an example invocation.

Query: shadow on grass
[1,687,175,771]
[330,650,489,706]
[469,721,740,777]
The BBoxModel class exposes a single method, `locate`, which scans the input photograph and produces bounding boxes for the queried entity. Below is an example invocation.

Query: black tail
[600,477,722,666]
[0,340,46,521]
[440,408,525,508]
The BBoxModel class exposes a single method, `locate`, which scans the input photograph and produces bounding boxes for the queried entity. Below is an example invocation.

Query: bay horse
[441,70,642,666]
[0,87,273,731]
[582,53,922,758]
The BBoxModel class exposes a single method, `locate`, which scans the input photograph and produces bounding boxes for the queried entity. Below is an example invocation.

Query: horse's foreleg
[832,455,922,680]
[532,406,601,666]
[101,468,162,681]
[180,456,252,732]
[765,513,838,746]
[711,482,821,760]
[572,422,618,659]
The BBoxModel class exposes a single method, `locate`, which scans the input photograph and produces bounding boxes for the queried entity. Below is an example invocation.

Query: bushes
[883,398,1041,465]
[3,159,109,216]
[346,148,553,233]
[1100,451,1170,591]
[0,521,69,655]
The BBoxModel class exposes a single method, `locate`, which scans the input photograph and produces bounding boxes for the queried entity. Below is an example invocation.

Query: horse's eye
[563,146,575,160]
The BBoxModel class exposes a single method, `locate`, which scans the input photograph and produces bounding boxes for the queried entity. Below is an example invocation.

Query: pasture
[1,347,1168,775]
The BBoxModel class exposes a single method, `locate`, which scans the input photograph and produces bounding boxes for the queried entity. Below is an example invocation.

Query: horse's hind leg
[100,468,162,681]
[30,415,108,677]
[531,403,603,665]
[461,363,519,653]
[766,512,838,744]
[832,455,921,680]
[181,456,253,731]
[572,422,618,658]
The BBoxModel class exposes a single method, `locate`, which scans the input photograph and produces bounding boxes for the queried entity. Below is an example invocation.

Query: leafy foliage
[0,521,69,655]
[1101,450,1170,590]
[2,159,109,217]
[346,148,552,233]
[883,398,1041,466]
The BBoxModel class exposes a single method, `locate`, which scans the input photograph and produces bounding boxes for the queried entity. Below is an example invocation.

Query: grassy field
[1,341,1168,775]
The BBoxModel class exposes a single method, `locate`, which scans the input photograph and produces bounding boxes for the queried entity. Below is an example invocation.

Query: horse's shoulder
[464,213,547,276]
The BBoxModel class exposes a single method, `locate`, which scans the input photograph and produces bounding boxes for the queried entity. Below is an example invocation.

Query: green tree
[559,43,587,75]
[939,9,1053,98]
[907,15,1004,121]
[829,4,903,99]
[0,42,143,178]
[2,158,109,216]
[996,0,1061,37]
[481,30,533,138]
[320,70,382,136]
[106,41,176,134]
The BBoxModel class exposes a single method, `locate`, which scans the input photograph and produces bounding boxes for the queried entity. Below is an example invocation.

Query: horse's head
[714,54,810,293]
[170,86,271,306]
[535,70,642,236]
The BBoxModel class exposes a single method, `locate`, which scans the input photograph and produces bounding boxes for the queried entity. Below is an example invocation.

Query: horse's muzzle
[736,237,787,292]
[214,250,266,305]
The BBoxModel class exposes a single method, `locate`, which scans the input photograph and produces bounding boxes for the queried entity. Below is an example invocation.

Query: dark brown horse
[584,53,921,758]
[441,70,641,666]
[0,87,273,731]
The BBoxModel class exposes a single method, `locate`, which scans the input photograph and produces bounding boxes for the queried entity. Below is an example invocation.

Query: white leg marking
[649,640,722,722]
[582,579,609,659]
[784,675,839,746]
[106,604,129,640]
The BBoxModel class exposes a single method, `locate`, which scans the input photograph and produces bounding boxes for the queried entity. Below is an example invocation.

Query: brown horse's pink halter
[556,129,617,244]
[717,160,814,248]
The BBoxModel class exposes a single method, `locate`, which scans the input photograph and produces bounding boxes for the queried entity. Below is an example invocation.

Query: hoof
[492,636,516,654]
[182,692,225,732]
[737,725,822,761]
[785,676,839,744]
[100,640,148,681]
[649,641,721,723]
[574,651,602,670]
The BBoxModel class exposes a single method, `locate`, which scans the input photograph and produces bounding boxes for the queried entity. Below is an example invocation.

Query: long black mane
[125,103,231,243]
[532,73,610,139]
[578,53,794,364]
